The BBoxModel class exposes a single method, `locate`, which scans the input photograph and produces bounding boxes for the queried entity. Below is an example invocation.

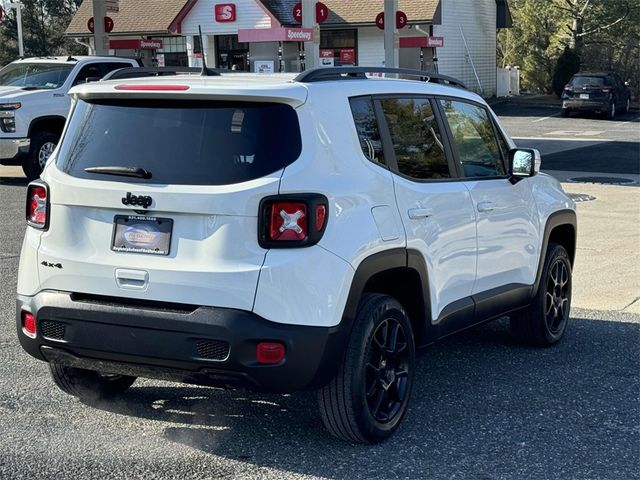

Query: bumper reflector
[256,342,285,364]
[22,311,36,338]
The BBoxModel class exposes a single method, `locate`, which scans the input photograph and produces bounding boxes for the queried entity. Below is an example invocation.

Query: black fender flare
[28,116,66,138]
[341,248,432,342]
[532,209,577,297]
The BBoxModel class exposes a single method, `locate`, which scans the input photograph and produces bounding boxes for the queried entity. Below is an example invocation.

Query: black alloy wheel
[544,259,570,335]
[365,318,411,423]
[318,293,415,443]
[510,243,572,347]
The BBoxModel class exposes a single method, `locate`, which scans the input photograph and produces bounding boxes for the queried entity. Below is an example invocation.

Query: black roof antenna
[198,25,210,76]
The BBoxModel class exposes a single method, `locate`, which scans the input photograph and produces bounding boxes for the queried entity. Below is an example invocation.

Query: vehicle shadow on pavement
[0,177,28,186]
[90,316,639,479]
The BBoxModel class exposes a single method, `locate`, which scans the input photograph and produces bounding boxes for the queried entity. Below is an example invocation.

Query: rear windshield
[570,76,607,87]
[56,99,302,185]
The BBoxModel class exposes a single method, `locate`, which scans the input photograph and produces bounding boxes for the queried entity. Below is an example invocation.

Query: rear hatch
[38,93,304,311]
[565,75,610,102]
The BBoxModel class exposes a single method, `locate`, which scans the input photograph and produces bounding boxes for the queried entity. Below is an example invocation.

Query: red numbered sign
[293,2,329,24]
[316,2,328,23]
[396,11,408,29]
[376,11,409,30]
[88,16,114,33]
[104,16,114,33]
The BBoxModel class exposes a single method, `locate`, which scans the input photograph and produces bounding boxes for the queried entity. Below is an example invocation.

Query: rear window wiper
[84,166,152,179]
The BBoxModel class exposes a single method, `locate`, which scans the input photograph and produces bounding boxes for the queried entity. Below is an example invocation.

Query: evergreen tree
[0,0,83,66]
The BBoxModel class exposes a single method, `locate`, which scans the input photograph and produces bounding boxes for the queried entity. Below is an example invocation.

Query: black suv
[561,72,631,119]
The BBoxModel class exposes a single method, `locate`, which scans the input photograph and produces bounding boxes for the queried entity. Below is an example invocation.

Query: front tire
[49,362,136,401]
[560,108,570,118]
[510,243,572,347]
[624,98,631,114]
[22,131,59,181]
[318,293,415,443]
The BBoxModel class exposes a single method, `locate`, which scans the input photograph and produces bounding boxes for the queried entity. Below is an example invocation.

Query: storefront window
[155,37,187,54]
[193,35,203,55]
[320,29,357,66]
[216,35,250,71]
[152,36,188,67]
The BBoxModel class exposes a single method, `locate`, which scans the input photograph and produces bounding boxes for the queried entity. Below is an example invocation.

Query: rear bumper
[562,99,609,111]
[17,291,348,392]
[0,137,29,163]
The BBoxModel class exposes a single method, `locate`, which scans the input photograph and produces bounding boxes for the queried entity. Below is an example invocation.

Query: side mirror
[509,148,541,178]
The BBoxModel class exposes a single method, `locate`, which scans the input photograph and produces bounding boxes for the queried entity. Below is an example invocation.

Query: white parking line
[532,113,560,123]
[615,116,640,127]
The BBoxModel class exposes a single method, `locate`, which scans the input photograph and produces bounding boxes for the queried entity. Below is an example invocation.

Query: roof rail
[102,66,221,81]
[294,67,467,89]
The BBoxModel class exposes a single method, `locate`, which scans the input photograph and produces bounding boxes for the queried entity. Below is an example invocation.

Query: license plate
[112,215,173,256]
[580,94,589,99]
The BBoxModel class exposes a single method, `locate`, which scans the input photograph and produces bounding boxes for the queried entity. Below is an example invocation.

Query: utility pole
[92,0,108,55]
[384,0,399,68]
[8,1,24,57]
[302,0,319,69]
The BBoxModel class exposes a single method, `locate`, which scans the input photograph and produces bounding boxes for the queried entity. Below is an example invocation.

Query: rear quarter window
[56,99,302,185]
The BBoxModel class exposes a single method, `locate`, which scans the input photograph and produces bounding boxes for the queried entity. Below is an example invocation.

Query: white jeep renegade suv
[16,67,577,443]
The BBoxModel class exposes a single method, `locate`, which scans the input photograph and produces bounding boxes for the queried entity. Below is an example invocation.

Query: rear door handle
[477,201,497,213]
[408,208,433,219]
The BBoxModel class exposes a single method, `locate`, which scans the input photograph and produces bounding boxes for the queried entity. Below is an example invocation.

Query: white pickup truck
[0,56,141,180]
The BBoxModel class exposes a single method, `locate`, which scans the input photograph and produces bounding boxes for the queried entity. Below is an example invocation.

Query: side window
[102,62,134,76]
[380,97,450,180]
[439,99,506,178]
[72,64,103,86]
[349,97,385,165]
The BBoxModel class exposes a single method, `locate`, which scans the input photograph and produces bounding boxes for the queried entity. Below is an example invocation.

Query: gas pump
[299,42,306,72]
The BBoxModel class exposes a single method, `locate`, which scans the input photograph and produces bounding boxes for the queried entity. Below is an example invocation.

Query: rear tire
[606,101,616,120]
[49,362,136,401]
[510,243,572,347]
[22,131,59,181]
[318,293,415,443]
[624,98,631,114]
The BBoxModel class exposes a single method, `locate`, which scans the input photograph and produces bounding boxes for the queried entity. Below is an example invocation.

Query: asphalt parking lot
[0,104,639,479]
[493,103,640,178]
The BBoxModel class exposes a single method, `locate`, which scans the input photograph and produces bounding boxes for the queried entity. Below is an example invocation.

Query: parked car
[0,56,141,180]
[561,71,632,119]
[16,67,577,443]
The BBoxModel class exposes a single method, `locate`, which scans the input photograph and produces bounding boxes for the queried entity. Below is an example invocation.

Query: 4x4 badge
[122,192,153,209]
[41,261,63,269]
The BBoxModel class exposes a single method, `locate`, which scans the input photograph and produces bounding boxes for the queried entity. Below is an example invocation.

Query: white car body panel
[463,177,541,293]
[253,247,355,328]
[392,175,477,321]
[35,164,281,311]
